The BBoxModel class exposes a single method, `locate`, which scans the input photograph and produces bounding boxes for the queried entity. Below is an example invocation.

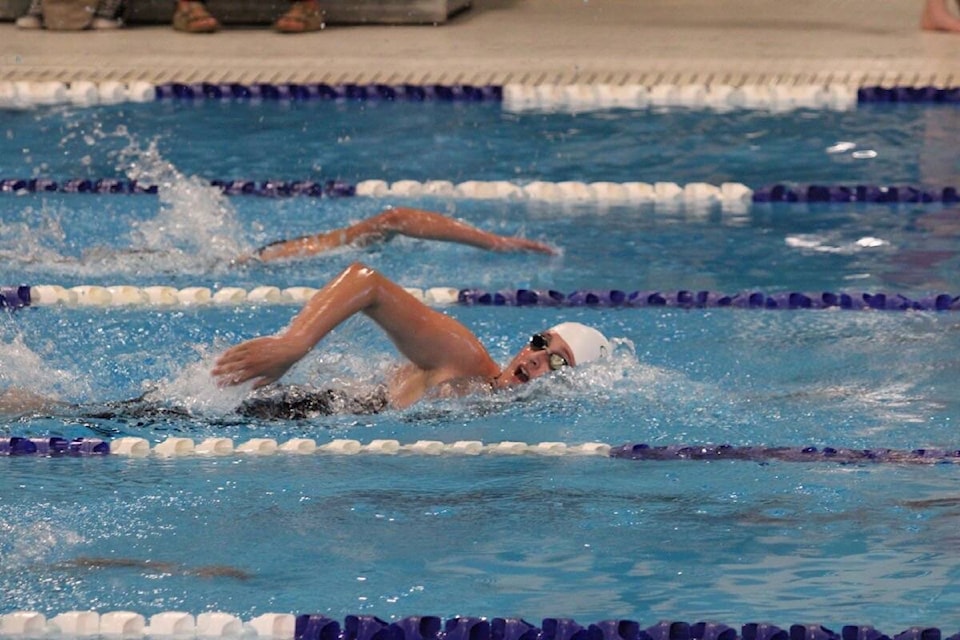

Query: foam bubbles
[120,138,250,270]
[142,346,252,416]
[0,335,87,401]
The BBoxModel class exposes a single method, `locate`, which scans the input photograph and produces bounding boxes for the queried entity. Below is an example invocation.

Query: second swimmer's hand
[493,237,558,255]
[211,335,306,388]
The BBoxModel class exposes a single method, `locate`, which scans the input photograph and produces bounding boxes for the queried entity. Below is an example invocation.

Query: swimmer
[56,557,251,581]
[0,384,386,421]
[921,0,960,32]
[250,206,556,262]
[0,263,609,419]
[213,262,611,410]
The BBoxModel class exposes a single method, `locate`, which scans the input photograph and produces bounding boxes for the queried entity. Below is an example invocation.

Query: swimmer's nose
[525,352,550,377]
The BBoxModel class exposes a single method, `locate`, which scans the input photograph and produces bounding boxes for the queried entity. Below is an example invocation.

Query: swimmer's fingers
[526,239,559,255]
[230,252,260,267]
[212,336,300,388]
[501,237,558,255]
[210,356,260,387]
[487,236,556,255]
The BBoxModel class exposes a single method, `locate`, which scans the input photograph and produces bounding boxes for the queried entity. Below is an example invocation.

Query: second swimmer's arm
[254,207,556,261]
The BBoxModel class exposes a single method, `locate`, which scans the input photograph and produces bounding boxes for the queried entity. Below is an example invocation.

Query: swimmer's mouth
[515,366,530,384]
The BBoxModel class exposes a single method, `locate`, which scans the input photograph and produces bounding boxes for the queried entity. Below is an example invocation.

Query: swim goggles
[530,333,569,371]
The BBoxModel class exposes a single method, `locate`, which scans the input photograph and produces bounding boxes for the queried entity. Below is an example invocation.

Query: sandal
[274,0,324,33]
[173,0,219,33]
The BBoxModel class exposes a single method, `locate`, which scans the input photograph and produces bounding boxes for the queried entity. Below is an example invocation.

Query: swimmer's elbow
[343,261,377,278]
[340,261,390,296]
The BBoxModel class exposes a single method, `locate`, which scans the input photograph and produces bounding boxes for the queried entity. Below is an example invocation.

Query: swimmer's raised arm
[212,262,500,394]
[253,207,557,261]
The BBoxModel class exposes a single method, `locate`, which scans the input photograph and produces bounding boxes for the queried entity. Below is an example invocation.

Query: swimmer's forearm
[375,207,525,251]
[254,208,458,261]
[254,229,349,261]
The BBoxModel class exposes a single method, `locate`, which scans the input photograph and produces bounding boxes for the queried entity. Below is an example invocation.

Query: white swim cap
[549,322,611,366]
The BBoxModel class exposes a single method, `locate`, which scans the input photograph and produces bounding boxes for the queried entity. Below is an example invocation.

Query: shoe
[274,0,324,33]
[92,16,121,28]
[172,0,219,33]
[15,13,43,28]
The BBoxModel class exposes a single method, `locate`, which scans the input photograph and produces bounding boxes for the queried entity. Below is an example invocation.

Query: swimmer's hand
[230,254,258,267]
[492,237,558,255]
[212,335,307,388]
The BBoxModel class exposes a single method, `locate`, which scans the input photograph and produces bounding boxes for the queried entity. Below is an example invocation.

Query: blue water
[1,101,959,186]
[1,100,960,633]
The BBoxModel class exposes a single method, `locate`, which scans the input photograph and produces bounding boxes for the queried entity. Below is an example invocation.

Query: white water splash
[142,344,253,416]
[0,204,74,270]
[0,334,88,399]
[785,233,890,255]
[5,126,253,277]
[117,133,251,269]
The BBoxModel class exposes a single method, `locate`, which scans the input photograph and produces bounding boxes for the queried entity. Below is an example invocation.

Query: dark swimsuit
[236,385,390,419]
[81,385,390,422]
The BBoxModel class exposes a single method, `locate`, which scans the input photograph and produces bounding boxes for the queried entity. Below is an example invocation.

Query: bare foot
[921,0,960,32]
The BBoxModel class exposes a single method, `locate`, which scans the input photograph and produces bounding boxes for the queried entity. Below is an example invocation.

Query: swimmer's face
[493,330,575,388]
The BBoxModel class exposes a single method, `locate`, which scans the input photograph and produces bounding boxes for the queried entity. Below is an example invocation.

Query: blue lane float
[609,444,960,465]
[457,289,960,311]
[856,85,960,103]
[152,82,503,102]
[0,285,30,310]
[0,178,357,197]
[289,616,955,640]
[0,437,109,456]
[753,184,960,204]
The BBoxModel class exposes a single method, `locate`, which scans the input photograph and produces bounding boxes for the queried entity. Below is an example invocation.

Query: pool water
[1,99,960,633]
[2,101,960,186]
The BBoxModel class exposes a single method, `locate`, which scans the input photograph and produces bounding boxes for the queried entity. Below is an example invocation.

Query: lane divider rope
[3,437,960,465]
[0,177,755,205]
[5,178,960,205]
[0,436,612,458]
[4,80,959,110]
[0,612,944,640]
[2,286,958,311]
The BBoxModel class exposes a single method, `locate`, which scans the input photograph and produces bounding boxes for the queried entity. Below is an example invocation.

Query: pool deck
[1,0,959,86]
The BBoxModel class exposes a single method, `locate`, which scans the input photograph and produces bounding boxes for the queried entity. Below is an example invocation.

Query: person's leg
[172,0,219,32]
[273,0,324,33]
[921,0,960,32]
